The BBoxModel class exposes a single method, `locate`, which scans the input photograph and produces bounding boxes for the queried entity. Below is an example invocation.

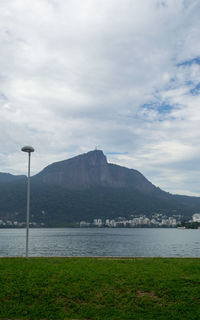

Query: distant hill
[0,172,25,183]
[0,150,200,226]
[33,150,160,193]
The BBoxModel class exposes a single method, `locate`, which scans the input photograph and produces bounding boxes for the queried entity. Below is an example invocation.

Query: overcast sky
[0,0,200,196]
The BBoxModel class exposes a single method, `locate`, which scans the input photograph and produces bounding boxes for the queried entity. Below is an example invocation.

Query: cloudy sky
[0,0,200,196]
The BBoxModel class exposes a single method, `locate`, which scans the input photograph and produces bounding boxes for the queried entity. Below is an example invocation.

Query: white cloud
[0,0,200,195]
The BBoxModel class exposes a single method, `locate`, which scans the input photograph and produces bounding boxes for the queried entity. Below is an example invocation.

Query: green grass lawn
[0,257,200,320]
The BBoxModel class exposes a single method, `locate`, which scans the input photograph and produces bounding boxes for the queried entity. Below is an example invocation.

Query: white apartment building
[93,219,103,226]
[192,213,200,222]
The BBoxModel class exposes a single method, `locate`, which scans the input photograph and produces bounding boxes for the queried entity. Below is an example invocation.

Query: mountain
[0,172,26,183]
[0,149,200,226]
[33,150,161,193]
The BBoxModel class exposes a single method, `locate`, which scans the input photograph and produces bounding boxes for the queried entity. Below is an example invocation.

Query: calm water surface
[0,228,199,257]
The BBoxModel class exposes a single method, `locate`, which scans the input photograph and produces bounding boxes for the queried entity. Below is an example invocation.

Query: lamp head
[21,146,35,153]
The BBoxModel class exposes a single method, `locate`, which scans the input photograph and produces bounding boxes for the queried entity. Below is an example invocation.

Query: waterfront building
[192,213,200,222]
[93,219,103,227]
[80,221,91,227]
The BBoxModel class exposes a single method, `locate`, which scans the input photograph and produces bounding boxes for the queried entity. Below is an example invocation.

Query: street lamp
[21,145,35,258]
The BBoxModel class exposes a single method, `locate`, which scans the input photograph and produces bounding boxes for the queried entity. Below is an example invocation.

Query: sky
[0,0,200,196]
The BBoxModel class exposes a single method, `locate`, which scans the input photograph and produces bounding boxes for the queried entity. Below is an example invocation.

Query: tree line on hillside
[0,179,198,226]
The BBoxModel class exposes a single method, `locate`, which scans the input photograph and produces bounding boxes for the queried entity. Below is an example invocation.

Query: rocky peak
[33,149,157,193]
[77,150,107,166]
[34,150,109,189]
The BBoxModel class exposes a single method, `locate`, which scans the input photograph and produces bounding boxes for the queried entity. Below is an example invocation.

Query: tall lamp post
[21,146,35,258]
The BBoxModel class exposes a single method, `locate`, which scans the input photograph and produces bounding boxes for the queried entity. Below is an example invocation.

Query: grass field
[0,257,200,319]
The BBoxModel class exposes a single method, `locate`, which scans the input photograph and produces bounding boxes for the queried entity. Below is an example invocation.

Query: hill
[0,150,200,226]
[33,150,161,193]
[0,172,25,183]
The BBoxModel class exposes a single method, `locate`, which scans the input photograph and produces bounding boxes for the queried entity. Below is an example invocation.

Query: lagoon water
[0,228,199,257]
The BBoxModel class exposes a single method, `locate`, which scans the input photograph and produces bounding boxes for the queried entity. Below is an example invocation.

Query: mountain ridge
[0,172,26,183]
[33,149,162,194]
[0,149,200,225]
